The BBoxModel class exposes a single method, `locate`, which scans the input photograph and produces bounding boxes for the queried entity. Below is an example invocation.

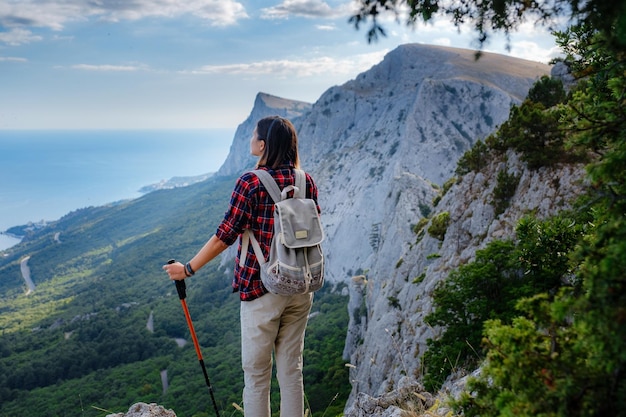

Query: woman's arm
[163,234,229,281]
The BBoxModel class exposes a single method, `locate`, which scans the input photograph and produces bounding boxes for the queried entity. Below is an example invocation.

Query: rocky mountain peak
[213,43,567,410]
[216,92,312,177]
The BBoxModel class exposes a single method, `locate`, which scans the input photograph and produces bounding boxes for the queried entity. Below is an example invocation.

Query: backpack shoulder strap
[293,169,306,199]
[238,168,308,269]
[253,169,307,200]
[251,169,281,203]
[239,229,266,268]
[239,169,279,269]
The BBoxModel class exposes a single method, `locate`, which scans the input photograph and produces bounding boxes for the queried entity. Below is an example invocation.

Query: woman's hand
[162,261,186,281]
[162,235,228,282]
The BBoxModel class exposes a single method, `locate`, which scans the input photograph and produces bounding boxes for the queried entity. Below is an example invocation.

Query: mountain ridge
[0,43,577,416]
[217,42,551,290]
[211,43,567,410]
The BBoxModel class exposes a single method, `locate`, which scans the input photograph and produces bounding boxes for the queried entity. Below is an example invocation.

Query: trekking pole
[168,260,221,417]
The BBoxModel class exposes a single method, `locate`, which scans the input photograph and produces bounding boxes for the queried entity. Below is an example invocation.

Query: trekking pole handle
[167,259,187,300]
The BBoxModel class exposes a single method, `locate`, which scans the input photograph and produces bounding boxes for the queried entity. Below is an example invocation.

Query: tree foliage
[456,74,582,176]
[350,0,626,51]
[528,75,567,108]
[455,139,490,176]
[423,213,587,392]
[443,21,626,417]
[486,94,574,169]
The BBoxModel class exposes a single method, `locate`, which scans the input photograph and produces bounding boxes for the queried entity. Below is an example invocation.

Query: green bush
[527,75,566,108]
[419,202,432,218]
[423,239,517,391]
[442,177,457,195]
[423,213,587,392]
[491,169,520,215]
[455,140,490,176]
[427,212,450,241]
[480,74,587,169]
[412,218,429,235]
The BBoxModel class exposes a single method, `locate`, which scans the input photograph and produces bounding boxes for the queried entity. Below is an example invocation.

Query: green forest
[0,176,349,417]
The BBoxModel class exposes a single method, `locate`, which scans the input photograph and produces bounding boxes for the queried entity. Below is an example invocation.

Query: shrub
[455,140,490,176]
[427,212,450,241]
[412,273,426,284]
[412,218,429,235]
[485,99,579,169]
[423,213,587,392]
[418,203,432,218]
[423,239,517,391]
[491,169,520,215]
[527,75,566,108]
[388,296,401,309]
[442,177,456,195]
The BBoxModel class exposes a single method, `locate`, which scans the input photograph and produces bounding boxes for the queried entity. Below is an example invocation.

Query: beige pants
[240,291,313,417]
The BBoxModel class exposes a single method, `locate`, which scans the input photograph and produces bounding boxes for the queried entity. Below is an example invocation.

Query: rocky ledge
[106,402,176,417]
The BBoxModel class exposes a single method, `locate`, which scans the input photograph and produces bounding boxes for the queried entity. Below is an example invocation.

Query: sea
[0,129,234,251]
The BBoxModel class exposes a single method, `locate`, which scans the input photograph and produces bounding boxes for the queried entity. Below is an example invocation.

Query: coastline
[0,129,232,235]
[0,232,22,252]
[0,172,213,254]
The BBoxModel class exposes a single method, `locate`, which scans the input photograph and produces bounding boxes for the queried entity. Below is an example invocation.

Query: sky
[0,0,565,130]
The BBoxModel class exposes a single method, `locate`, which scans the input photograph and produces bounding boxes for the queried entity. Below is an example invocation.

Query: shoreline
[0,129,230,236]
[0,233,23,252]
[0,172,214,254]
[1,231,24,240]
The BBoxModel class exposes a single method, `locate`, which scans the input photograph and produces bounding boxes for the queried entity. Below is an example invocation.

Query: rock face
[213,43,581,410]
[106,402,176,417]
[344,151,585,406]
[344,377,437,417]
[216,92,312,177]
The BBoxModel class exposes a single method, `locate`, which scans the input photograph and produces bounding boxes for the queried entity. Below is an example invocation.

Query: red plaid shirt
[215,164,320,301]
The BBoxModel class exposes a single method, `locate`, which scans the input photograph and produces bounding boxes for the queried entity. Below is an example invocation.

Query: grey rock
[211,43,577,413]
[106,402,176,417]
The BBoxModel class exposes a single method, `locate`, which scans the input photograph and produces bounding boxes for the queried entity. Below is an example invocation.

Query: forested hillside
[2,3,624,412]
[0,175,349,416]
[0,44,568,417]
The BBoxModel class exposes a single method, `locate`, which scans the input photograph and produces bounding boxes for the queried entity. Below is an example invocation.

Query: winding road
[20,256,36,294]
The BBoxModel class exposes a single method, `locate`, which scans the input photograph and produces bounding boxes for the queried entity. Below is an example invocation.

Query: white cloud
[98,0,249,26]
[495,40,562,64]
[432,37,452,46]
[260,0,347,20]
[315,24,336,31]
[186,50,388,78]
[70,64,145,72]
[371,11,559,63]
[0,56,27,62]
[0,28,42,45]
[505,16,567,38]
[1,1,93,31]
[0,0,248,34]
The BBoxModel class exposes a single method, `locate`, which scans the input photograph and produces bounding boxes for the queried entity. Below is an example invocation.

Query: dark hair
[256,116,301,169]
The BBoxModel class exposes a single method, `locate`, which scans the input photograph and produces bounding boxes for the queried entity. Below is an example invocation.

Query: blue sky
[0,0,562,130]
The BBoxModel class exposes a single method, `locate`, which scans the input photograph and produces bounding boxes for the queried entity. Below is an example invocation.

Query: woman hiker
[163,116,320,417]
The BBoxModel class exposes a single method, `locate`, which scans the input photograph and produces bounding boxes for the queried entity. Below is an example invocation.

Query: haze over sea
[0,129,233,251]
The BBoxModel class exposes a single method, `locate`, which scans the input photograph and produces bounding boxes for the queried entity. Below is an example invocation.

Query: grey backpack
[240,169,324,295]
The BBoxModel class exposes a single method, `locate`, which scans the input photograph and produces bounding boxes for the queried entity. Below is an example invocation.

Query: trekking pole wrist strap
[185,262,195,276]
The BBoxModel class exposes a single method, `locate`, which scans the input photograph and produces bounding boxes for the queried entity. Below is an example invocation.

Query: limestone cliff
[216,92,312,177]
[343,151,585,411]
[214,43,569,410]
